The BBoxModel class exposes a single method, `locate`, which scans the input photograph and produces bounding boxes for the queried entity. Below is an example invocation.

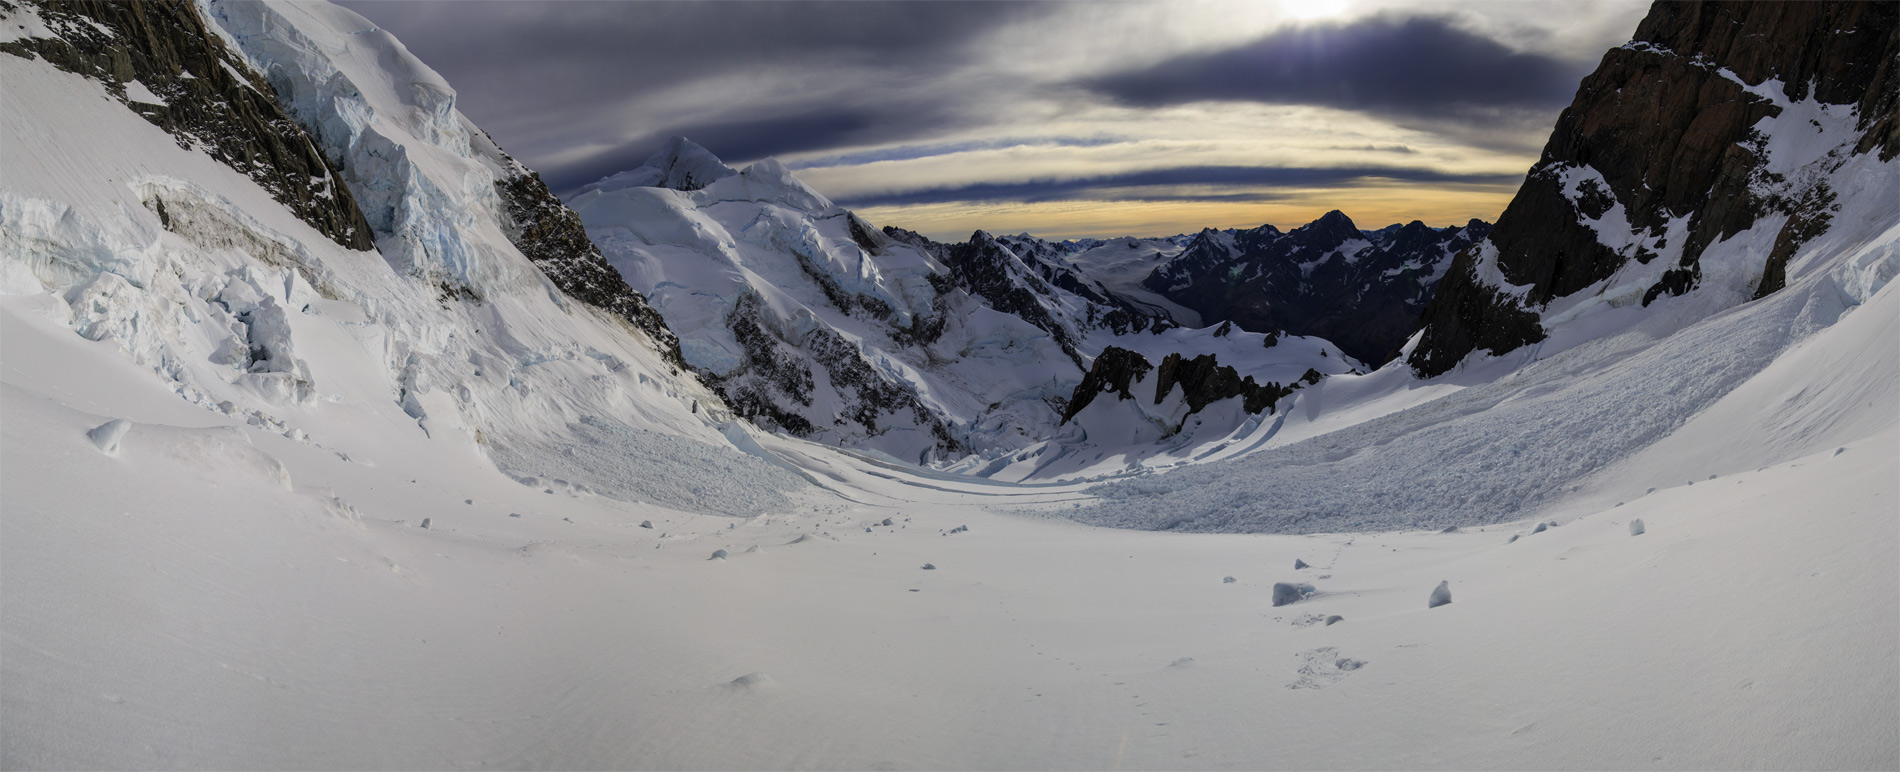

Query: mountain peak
[643,136,738,192]
[1314,209,1356,229]
[571,136,737,197]
[1295,210,1359,246]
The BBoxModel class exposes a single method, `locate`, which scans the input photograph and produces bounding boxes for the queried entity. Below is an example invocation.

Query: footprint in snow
[1287,647,1366,690]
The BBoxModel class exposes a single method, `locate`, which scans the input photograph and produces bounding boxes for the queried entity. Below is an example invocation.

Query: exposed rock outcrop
[1,0,374,250]
[1060,347,1317,425]
[1059,346,1153,422]
[485,141,686,369]
[1410,0,1899,377]
[1153,352,1299,415]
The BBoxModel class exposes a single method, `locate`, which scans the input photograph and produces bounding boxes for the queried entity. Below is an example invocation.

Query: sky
[338,0,1651,241]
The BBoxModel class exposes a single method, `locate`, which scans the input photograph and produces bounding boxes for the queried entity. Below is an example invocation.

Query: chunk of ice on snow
[87,419,131,455]
[1428,580,1452,608]
[1629,519,1645,536]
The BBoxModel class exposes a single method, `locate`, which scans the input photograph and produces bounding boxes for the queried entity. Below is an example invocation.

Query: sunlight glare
[1280,0,1352,22]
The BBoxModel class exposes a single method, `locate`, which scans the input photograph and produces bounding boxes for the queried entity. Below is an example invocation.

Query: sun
[1279,0,1353,23]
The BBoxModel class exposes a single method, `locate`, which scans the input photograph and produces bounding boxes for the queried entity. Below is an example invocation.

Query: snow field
[6,348,1891,768]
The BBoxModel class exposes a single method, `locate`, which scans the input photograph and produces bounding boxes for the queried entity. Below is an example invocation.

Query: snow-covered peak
[648,136,738,190]
[713,157,833,213]
[574,136,737,197]
[577,145,832,214]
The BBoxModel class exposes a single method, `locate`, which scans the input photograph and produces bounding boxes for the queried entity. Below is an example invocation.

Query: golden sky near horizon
[853,184,1522,242]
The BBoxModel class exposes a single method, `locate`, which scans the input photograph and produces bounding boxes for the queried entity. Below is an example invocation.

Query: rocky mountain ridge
[1140,210,1489,364]
[566,139,1352,465]
[1409,0,1898,377]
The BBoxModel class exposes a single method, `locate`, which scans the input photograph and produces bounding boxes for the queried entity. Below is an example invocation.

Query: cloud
[790,137,1126,170]
[334,1,1645,238]
[1084,14,1587,119]
[833,165,1521,207]
[1328,144,1419,154]
[339,1,1065,192]
[337,2,1050,136]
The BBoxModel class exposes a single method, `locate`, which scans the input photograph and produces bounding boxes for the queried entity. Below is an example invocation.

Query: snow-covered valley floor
[4,277,1895,769]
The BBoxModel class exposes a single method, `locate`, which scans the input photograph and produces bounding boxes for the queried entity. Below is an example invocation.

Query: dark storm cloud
[338,0,1053,173]
[791,137,1126,171]
[1086,14,1586,119]
[834,165,1522,208]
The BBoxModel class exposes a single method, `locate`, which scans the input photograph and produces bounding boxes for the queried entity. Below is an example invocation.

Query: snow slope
[5,287,1893,767]
[0,1,798,516]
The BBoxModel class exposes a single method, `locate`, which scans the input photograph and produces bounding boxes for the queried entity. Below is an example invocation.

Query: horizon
[337,0,1650,242]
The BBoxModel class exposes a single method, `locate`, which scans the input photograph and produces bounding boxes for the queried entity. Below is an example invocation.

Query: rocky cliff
[1410,0,1899,377]
[1,0,374,251]
[479,134,685,369]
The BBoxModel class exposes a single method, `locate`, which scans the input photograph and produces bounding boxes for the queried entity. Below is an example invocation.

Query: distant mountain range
[563,138,1361,466]
[5,0,1889,479]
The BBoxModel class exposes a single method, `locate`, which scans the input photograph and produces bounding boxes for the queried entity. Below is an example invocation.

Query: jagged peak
[645,136,738,191]
[1310,209,1359,231]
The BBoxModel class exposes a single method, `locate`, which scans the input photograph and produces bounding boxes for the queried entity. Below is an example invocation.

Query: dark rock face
[489,148,686,369]
[940,232,1087,367]
[710,291,960,454]
[1154,352,1298,415]
[1145,211,1488,364]
[1060,346,1153,422]
[1060,347,1316,426]
[1410,0,1899,377]
[1,0,374,251]
[1403,256,1548,378]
